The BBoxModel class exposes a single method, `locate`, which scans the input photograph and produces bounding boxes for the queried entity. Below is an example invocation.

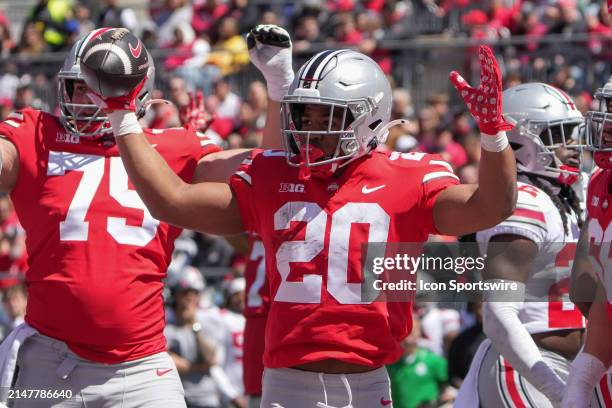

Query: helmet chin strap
[375,119,410,144]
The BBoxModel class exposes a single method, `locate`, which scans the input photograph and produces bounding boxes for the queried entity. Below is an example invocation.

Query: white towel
[454,338,491,408]
[0,323,38,403]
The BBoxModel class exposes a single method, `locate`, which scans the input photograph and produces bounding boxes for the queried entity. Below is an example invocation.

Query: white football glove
[247,24,295,101]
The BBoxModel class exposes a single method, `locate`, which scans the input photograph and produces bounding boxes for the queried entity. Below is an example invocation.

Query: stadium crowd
[0,1,609,407]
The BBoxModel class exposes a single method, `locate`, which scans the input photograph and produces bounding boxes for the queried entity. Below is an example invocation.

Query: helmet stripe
[549,85,576,111]
[299,50,334,88]
[76,27,115,61]
[313,50,349,89]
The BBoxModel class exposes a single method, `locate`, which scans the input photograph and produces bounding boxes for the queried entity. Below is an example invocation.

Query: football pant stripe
[500,356,529,408]
[595,373,612,408]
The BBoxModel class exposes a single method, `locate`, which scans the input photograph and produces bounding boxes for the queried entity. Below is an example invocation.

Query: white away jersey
[477,181,585,334]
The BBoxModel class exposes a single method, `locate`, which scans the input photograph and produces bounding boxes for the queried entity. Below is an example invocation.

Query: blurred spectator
[206,16,249,77]
[0,282,27,340]
[457,163,479,184]
[25,0,78,51]
[218,277,246,400]
[447,302,485,388]
[387,315,449,408]
[0,12,15,57]
[293,15,325,52]
[165,266,222,408]
[192,0,229,38]
[156,0,193,48]
[167,76,190,107]
[208,78,241,139]
[0,194,27,282]
[16,23,48,58]
[235,81,267,137]
[417,302,461,356]
[417,107,467,169]
[330,12,362,46]
[163,23,216,93]
[0,99,13,121]
[0,63,20,107]
[74,3,95,38]
[14,76,49,112]
[97,0,139,35]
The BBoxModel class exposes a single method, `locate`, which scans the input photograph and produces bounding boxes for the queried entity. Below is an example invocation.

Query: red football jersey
[0,108,220,363]
[230,149,459,368]
[242,235,268,395]
[586,168,612,320]
[244,235,269,318]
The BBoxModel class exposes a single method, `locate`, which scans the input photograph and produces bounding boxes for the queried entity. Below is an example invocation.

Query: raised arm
[246,24,294,149]
[434,46,517,236]
[87,87,243,235]
[114,132,243,235]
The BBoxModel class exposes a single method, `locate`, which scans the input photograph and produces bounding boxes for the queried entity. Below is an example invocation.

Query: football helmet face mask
[58,32,155,138]
[281,50,393,179]
[502,82,584,183]
[585,76,612,169]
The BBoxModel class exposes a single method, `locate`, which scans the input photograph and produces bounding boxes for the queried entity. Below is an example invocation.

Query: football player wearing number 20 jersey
[563,77,612,408]
[110,45,517,407]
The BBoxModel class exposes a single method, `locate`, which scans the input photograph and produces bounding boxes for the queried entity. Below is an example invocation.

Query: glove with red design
[87,77,146,113]
[179,90,214,132]
[449,45,513,136]
[87,78,146,137]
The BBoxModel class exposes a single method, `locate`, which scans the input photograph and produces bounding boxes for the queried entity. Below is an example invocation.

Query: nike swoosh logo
[156,368,173,377]
[380,397,392,406]
[129,41,142,59]
[362,185,386,194]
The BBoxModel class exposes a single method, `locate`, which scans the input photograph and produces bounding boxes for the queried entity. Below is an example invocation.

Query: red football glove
[87,77,146,113]
[179,90,214,132]
[449,45,513,135]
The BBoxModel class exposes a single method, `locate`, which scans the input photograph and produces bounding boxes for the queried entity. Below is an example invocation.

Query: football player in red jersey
[0,26,293,408]
[564,77,612,408]
[242,235,268,408]
[108,45,517,407]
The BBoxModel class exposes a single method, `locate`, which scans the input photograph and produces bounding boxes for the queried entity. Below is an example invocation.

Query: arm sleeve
[482,282,565,403]
[229,149,262,234]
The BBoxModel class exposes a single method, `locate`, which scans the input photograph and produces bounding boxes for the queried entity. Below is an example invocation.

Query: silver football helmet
[585,76,612,169]
[59,31,155,138]
[281,50,393,172]
[502,82,584,180]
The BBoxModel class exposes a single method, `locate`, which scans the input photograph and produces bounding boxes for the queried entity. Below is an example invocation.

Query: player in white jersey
[456,83,586,408]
